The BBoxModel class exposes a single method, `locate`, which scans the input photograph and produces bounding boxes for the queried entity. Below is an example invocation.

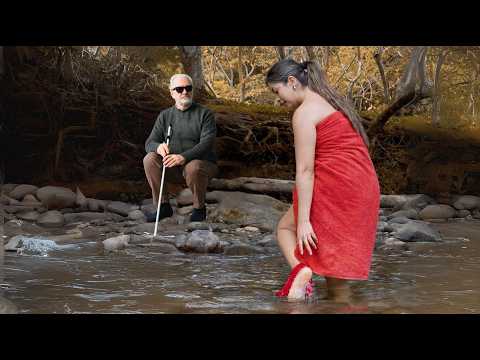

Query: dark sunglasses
[172,85,193,94]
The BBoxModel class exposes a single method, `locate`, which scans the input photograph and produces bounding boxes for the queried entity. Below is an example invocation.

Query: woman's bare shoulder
[294,100,335,126]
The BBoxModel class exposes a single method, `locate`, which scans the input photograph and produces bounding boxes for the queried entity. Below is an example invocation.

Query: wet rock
[37,210,65,228]
[419,204,456,220]
[87,198,106,212]
[388,216,411,224]
[183,230,220,253]
[379,216,388,222]
[137,242,182,254]
[63,212,123,224]
[177,205,194,215]
[224,244,265,255]
[455,209,471,218]
[75,187,88,209]
[9,184,39,200]
[3,220,47,237]
[106,201,139,217]
[398,194,437,212]
[186,222,231,232]
[388,209,419,220]
[103,234,130,252]
[16,210,40,221]
[244,226,260,232]
[36,186,76,209]
[380,194,409,209]
[452,195,480,210]
[392,220,442,242]
[128,210,147,221]
[4,235,23,251]
[140,203,157,214]
[131,223,157,234]
[473,209,480,219]
[207,191,289,232]
[257,234,276,247]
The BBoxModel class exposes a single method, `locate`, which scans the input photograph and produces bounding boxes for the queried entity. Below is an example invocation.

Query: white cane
[153,125,172,237]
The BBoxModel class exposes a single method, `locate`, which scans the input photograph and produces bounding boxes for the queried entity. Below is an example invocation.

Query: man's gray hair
[170,74,193,89]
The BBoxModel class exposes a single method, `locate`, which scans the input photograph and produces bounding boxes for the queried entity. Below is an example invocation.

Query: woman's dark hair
[266,58,369,147]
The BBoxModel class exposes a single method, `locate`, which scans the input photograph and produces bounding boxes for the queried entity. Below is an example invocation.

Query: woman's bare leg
[276,206,312,300]
[325,277,352,303]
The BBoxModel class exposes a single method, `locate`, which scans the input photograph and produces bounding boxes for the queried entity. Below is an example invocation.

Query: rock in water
[37,210,65,228]
[393,221,442,242]
[103,235,130,252]
[419,205,456,220]
[184,230,220,253]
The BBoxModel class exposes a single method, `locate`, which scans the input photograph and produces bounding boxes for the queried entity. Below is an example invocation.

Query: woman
[266,59,380,301]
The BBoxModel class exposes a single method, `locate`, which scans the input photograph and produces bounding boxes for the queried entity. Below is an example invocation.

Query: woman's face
[269,81,299,108]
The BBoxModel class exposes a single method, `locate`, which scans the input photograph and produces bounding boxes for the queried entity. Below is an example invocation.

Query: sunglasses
[172,85,193,94]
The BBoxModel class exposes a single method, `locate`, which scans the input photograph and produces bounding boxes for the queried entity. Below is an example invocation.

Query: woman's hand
[297,221,318,256]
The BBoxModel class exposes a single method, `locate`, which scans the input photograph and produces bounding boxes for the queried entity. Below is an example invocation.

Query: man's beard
[179,97,193,107]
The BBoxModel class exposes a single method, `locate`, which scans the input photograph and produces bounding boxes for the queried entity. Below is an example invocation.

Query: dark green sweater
[145,102,217,164]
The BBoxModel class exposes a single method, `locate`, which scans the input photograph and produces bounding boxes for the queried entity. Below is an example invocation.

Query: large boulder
[16,210,40,222]
[36,186,76,209]
[103,234,130,252]
[398,194,437,211]
[106,201,139,216]
[380,195,409,209]
[87,198,106,212]
[9,184,38,200]
[63,212,124,224]
[392,221,442,242]
[75,187,88,209]
[419,204,456,220]
[452,195,480,210]
[36,210,65,228]
[207,191,289,232]
[388,209,419,220]
[182,230,221,253]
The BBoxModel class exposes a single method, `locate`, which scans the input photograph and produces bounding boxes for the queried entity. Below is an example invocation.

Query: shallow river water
[1,220,479,314]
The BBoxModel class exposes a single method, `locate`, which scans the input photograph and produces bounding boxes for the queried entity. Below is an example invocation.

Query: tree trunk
[432,50,447,127]
[178,46,205,93]
[276,46,286,60]
[395,46,433,100]
[238,47,245,102]
[373,46,390,103]
[368,46,435,138]
[304,46,316,61]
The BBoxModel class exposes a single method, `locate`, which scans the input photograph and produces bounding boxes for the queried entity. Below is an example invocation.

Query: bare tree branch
[432,49,448,127]
[373,46,390,103]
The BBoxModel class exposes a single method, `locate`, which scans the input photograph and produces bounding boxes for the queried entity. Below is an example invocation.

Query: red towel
[293,111,380,280]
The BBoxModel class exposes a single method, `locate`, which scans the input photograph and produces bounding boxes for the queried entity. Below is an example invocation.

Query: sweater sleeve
[145,112,165,154]
[180,109,216,163]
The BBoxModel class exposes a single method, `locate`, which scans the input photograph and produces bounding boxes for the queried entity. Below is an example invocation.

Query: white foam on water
[17,236,77,255]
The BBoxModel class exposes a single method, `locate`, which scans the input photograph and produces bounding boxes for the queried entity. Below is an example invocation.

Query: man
[143,74,218,222]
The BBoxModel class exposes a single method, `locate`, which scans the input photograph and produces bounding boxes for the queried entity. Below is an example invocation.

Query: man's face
[170,77,193,107]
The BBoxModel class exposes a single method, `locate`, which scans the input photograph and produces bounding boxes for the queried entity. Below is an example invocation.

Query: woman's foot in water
[287,266,313,300]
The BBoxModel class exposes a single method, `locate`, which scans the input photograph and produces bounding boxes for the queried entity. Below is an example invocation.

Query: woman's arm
[292,108,318,255]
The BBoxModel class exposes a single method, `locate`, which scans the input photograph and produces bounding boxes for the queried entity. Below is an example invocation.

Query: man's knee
[143,152,160,168]
[184,160,203,178]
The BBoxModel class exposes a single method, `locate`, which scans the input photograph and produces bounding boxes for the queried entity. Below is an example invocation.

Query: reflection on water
[2,221,480,314]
